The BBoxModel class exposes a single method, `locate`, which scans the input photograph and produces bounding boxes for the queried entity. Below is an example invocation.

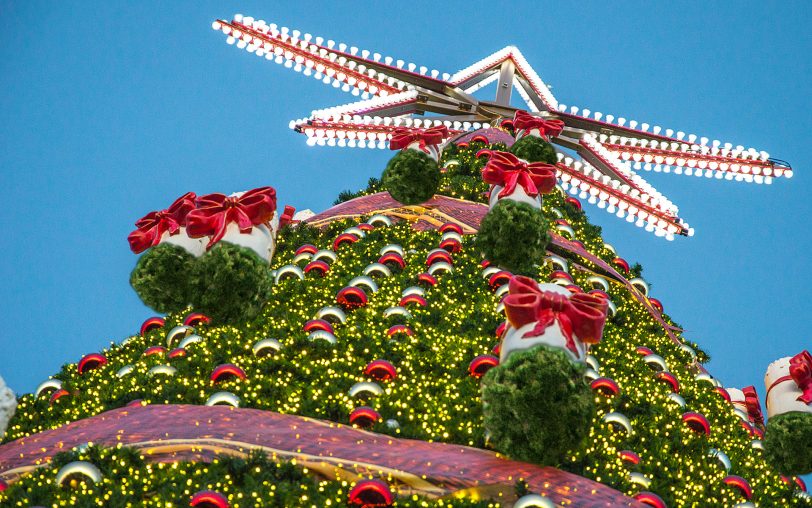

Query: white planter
[726,387,751,421]
[488,184,542,210]
[159,227,206,257]
[765,356,812,418]
[404,142,440,161]
[727,388,746,412]
[0,375,16,440]
[220,222,275,263]
[499,283,587,363]
[524,128,547,139]
[215,191,286,263]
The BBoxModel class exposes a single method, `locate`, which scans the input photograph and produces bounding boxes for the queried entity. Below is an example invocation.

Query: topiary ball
[510,135,558,164]
[130,243,196,314]
[475,200,550,275]
[191,242,273,323]
[763,412,812,475]
[382,149,440,205]
[481,344,596,466]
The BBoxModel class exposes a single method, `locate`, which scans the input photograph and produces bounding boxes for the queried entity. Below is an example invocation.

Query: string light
[2,141,801,507]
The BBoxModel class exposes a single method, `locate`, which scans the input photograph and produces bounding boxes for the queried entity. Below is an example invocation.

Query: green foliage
[509,136,558,164]
[476,200,550,275]
[381,149,440,205]
[130,241,274,323]
[334,177,382,204]
[481,345,595,467]
[8,179,809,507]
[0,444,493,507]
[686,340,711,364]
[333,140,508,205]
[130,243,196,314]
[764,412,812,475]
[192,242,273,323]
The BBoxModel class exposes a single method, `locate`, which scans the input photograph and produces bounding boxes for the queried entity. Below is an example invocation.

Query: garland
[482,344,595,466]
[0,444,493,507]
[130,243,197,314]
[381,149,440,205]
[509,135,558,165]
[763,412,812,475]
[192,242,273,323]
[475,200,550,275]
[4,189,803,506]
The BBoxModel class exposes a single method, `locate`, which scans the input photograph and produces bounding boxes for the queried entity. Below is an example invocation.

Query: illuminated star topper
[212,14,793,240]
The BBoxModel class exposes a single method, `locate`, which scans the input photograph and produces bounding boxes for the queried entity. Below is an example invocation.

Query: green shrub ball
[510,135,558,164]
[481,345,596,466]
[192,242,273,323]
[764,412,812,475]
[475,200,550,275]
[382,149,440,205]
[130,243,196,314]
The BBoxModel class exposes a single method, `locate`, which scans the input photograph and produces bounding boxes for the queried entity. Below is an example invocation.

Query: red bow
[186,187,277,249]
[128,192,197,254]
[503,276,608,354]
[790,350,812,404]
[278,205,296,229]
[513,110,565,140]
[480,150,557,199]
[742,386,764,427]
[389,125,449,151]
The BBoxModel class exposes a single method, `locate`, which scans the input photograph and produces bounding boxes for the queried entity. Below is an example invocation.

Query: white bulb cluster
[289,115,481,150]
[214,16,417,99]
[556,153,690,240]
[596,135,786,184]
[557,102,777,162]
[308,91,419,120]
[449,46,558,110]
[507,46,559,110]
[582,135,679,215]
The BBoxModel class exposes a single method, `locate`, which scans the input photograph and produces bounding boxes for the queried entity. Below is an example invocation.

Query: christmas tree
[1,12,810,508]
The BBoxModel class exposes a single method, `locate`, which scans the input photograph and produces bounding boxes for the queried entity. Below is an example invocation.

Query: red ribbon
[389,125,449,151]
[503,276,608,355]
[790,350,812,404]
[128,192,197,254]
[278,205,296,229]
[186,187,277,249]
[513,110,565,140]
[742,386,764,426]
[480,150,557,199]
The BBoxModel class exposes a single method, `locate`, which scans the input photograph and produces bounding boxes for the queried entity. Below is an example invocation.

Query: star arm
[555,111,793,184]
[212,15,479,103]
[555,156,690,239]
[449,47,558,112]
[214,17,414,98]
[604,137,791,184]
[290,116,467,149]
[568,134,680,217]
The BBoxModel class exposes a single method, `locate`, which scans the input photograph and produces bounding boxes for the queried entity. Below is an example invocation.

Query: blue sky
[1,0,810,413]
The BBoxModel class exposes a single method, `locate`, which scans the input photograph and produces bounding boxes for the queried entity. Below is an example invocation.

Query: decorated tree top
[0,12,809,508]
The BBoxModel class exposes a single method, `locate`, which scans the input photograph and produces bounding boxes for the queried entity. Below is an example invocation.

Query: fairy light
[1,142,800,507]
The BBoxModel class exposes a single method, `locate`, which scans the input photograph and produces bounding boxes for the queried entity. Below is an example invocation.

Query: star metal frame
[212,14,793,241]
